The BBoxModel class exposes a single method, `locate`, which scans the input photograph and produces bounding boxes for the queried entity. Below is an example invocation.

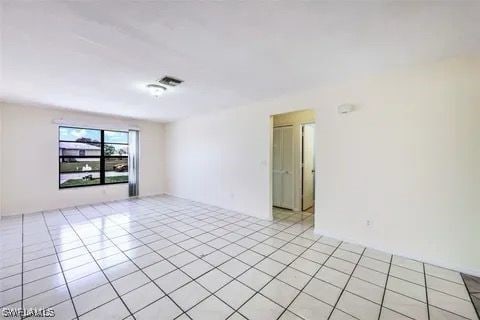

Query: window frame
[58,126,129,189]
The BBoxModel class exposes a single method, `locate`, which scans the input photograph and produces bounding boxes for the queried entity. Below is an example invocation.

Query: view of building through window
[59,126,128,188]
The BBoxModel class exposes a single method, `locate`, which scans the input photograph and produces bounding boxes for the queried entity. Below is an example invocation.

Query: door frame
[301,122,315,211]
[269,110,316,221]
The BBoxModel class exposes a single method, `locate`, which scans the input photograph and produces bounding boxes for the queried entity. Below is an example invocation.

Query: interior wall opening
[271,109,315,221]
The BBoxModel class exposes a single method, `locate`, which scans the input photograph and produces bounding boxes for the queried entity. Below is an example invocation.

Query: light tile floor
[1,195,479,320]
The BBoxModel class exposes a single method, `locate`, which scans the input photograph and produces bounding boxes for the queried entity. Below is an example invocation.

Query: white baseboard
[314,228,480,278]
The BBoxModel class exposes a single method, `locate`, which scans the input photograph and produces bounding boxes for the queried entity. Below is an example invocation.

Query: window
[59,126,129,188]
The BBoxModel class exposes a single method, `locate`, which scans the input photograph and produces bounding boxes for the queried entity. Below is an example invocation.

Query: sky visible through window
[59,127,100,142]
[59,128,128,144]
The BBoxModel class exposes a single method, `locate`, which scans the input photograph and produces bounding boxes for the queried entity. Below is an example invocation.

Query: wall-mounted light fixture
[337,104,355,114]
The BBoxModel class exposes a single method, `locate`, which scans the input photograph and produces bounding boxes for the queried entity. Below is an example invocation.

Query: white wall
[273,110,315,211]
[0,103,166,216]
[166,56,480,276]
[0,105,3,217]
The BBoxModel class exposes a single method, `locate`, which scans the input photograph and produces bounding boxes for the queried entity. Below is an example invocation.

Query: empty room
[0,1,479,320]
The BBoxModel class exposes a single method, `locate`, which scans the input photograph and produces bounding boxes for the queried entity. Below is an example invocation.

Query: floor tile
[392,256,423,273]
[330,308,358,320]
[289,292,332,320]
[238,268,272,291]
[203,251,231,267]
[389,265,425,286]
[255,258,285,277]
[303,277,341,305]
[73,283,117,316]
[429,305,474,320]
[155,269,191,293]
[1,196,478,320]
[427,275,471,300]
[23,273,65,299]
[336,291,380,320]
[428,288,478,319]
[50,299,77,320]
[358,256,389,274]
[216,280,255,309]
[181,259,213,278]
[346,277,384,304]
[379,307,411,320]
[188,295,234,320]
[290,257,321,276]
[236,250,264,266]
[278,310,304,320]
[218,259,250,278]
[169,251,198,268]
[111,270,150,295]
[277,267,312,290]
[270,250,297,265]
[387,275,427,302]
[122,282,165,313]
[315,266,350,289]
[325,257,356,275]
[170,281,211,310]
[239,293,284,320]
[143,260,176,280]
[425,264,464,284]
[333,249,361,264]
[79,298,130,320]
[197,269,233,293]
[383,289,428,320]
[353,265,388,287]
[134,296,182,320]
[261,278,300,307]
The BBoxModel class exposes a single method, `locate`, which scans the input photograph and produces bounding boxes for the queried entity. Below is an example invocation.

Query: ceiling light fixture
[146,84,167,97]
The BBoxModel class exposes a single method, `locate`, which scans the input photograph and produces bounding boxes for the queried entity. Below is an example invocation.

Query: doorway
[302,123,315,212]
[271,109,315,216]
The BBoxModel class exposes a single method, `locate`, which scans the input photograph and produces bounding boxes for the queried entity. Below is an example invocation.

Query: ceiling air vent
[159,76,183,87]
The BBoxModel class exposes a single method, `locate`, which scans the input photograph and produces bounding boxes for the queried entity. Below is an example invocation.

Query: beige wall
[273,110,315,211]
[0,103,166,216]
[166,56,480,275]
[273,109,315,127]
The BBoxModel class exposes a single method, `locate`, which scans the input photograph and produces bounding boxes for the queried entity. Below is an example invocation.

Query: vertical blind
[128,130,139,197]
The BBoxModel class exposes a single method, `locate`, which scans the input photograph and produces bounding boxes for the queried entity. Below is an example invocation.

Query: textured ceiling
[1,1,479,122]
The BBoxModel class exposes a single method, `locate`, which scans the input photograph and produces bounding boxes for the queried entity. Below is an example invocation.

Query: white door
[302,124,315,210]
[273,126,294,209]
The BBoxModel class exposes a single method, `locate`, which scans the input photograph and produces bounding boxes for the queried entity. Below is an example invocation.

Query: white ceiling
[1,1,479,122]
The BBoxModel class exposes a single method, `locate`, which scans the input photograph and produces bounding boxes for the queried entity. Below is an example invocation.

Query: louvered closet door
[273,126,294,209]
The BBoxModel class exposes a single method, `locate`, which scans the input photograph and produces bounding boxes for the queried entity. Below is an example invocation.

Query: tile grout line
[95,202,311,318]
[8,202,432,320]
[424,263,431,320]
[461,274,480,320]
[21,214,24,319]
[377,254,393,320]
[3,196,478,320]
[97,200,316,319]
[274,240,344,320]
[224,223,326,319]
[58,208,137,320]
[327,247,367,320]
[73,205,196,320]
[40,211,80,320]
